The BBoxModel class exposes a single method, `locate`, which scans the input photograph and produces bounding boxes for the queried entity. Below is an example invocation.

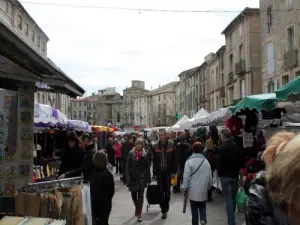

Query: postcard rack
[24,176,83,216]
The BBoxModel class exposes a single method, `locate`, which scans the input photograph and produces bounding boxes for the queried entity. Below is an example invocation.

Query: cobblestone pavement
[110,175,244,225]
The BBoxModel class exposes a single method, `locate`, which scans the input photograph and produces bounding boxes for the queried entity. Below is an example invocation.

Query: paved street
[110,175,244,225]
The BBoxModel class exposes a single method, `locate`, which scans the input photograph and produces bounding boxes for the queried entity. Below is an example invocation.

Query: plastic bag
[171,173,178,186]
[236,188,248,209]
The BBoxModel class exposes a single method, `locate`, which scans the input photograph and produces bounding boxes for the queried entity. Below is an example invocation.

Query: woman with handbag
[126,138,151,222]
[182,142,213,225]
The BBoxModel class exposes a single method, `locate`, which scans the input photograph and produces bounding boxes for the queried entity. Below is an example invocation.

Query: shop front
[0,20,84,215]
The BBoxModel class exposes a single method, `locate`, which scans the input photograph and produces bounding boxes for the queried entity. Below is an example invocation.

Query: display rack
[24,176,83,216]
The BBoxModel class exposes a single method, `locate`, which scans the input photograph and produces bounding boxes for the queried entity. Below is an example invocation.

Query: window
[37,36,41,47]
[239,24,243,36]
[25,23,29,36]
[17,15,23,30]
[4,0,9,13]
[163,94,166,100]
[287,26,294,51]
[221,73,224,85]
[239,44,244,60]
[32,30,35,42]
[240,79,246,97]
[267,7,272,33]
[282,75,289,86]
[229,54,233,72]
[267,42,275,74]
[286,0,293,9]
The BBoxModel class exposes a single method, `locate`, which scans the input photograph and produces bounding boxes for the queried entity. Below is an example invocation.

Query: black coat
[126,149,151,192]
[153,140,176,175]
[90,167,115,217]
[58,146,85,176]
[65,144,96,183]
[245,171,291,225]
[121,141,134,161]
[105,144,115,165]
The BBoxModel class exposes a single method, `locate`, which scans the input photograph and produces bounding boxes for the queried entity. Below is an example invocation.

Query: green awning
[275,77,300,102]
[232,93,276,115]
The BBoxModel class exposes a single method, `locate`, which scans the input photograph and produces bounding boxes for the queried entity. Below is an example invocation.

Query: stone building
[222,7,262,105]
[133,95,148,127]
[123,80,148,127]
[260,0,300,92]
[70,98,89,121]
[147,81,178,127]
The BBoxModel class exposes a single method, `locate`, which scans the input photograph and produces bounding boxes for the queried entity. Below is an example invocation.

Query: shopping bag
[171,173,178,186]
[236,188,248,210]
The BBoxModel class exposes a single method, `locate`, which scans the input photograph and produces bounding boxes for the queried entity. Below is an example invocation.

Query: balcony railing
[284,49,298,68]
[227,72,235,85]
[219,86,225,98]
[235,59,246,75]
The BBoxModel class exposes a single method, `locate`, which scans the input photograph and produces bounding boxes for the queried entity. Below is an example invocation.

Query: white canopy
[180,108,209,129]
[167,115,189,132]
[191,107,233,127]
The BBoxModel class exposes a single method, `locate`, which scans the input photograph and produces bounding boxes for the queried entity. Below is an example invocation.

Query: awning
[0,20,85,97]
[167,115,189,132]
[192,107,233,127]
[275,76,300,102]
[232,93,276,115]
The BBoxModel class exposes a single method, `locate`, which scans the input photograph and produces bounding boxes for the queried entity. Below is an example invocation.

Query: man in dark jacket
[121,134,134,185]
[59,133,96,183]
[153,129,176,219]
[217,128,245,225]
[58,132,84,176]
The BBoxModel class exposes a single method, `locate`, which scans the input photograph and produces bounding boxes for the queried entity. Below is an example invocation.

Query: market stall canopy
[34,103,67,127]
[275,76,300,102]
[92,126,114,132]
[192,107,233,127]
[67,120,91,132]
[192,108,209,119]
[232,93,276,115]
[167,115,189,132]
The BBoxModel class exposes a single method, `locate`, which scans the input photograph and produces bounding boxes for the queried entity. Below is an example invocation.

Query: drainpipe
[245,70,254,94]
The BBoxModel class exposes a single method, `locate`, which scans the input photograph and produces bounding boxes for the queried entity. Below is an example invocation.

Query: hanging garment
[69,187,84,225]
[226,116,243,136]
[27,194,41,217]
[82,185,92,225]
[61,193,72,225]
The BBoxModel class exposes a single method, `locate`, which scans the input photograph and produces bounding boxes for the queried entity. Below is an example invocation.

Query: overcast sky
[21,0,259,95]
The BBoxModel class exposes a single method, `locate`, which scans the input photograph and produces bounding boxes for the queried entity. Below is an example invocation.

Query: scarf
[134,148,142,160]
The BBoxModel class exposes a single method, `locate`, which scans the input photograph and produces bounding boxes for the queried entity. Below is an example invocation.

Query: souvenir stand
[91,126,114,150]
[33,103,68,182]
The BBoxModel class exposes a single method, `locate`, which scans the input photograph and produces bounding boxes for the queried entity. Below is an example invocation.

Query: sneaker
[161,213,167,219]
[200,221,206,225]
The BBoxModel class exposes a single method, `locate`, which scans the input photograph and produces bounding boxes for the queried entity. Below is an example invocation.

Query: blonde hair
[263,131,300,221]
[206,139,214,150]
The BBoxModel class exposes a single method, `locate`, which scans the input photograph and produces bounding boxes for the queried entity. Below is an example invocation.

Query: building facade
[133,95,148,127]
[123,80,148,127]
[260,0,300,93]
[70,98,89,121]
[222,7,262,105]
[148,82,178,127]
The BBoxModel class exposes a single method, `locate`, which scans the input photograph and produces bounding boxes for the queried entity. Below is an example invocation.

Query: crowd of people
[57,128,300,225]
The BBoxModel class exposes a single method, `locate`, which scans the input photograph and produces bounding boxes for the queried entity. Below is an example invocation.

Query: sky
[21,0,259,95]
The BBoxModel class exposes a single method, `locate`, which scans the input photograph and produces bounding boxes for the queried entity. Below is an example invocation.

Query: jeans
[190,200,207,225]
[157,171,171,214]
[220,177,239,225]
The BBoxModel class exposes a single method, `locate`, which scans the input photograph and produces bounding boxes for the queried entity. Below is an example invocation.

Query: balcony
[227,72,235,86]
[219,86,225,98]
[235,59,246,75]
[284,49,298,68]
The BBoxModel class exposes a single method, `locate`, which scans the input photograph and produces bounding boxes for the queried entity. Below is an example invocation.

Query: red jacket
[114,143,122,158]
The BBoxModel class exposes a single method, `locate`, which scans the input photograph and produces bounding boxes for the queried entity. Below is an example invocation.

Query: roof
[216,45,226,56]
[148,81,179,95]
[178,66,199,78]
[18,1,50,41]
[221,7,259,34]
[70,98,89,102]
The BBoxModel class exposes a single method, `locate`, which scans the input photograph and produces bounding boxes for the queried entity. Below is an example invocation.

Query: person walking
[90,151,115,225]
[121,134,134,185]
[105,138,115,171]
[126,138,151,222]
[114,138,122,174]
[153,129,176,219]
[217,128,245,225]
[182,142,212,225]
[203,138,217,201]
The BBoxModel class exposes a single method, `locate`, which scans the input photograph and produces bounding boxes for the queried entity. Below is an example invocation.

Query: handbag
[191,159,205,177]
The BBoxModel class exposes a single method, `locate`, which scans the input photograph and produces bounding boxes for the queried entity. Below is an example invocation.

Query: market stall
[91,126,114,150]
[67,120,91,132]
[181,108,209,130]
[167,115,189,132]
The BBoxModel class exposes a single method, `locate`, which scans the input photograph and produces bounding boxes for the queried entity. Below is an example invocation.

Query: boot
[137,199,143,222]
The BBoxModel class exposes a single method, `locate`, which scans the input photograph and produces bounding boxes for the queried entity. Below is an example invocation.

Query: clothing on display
[226,116,243,136]
[81,185,92,225]
[0,216,66,225]
[243,132,253,148]
[244,112,258,134]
